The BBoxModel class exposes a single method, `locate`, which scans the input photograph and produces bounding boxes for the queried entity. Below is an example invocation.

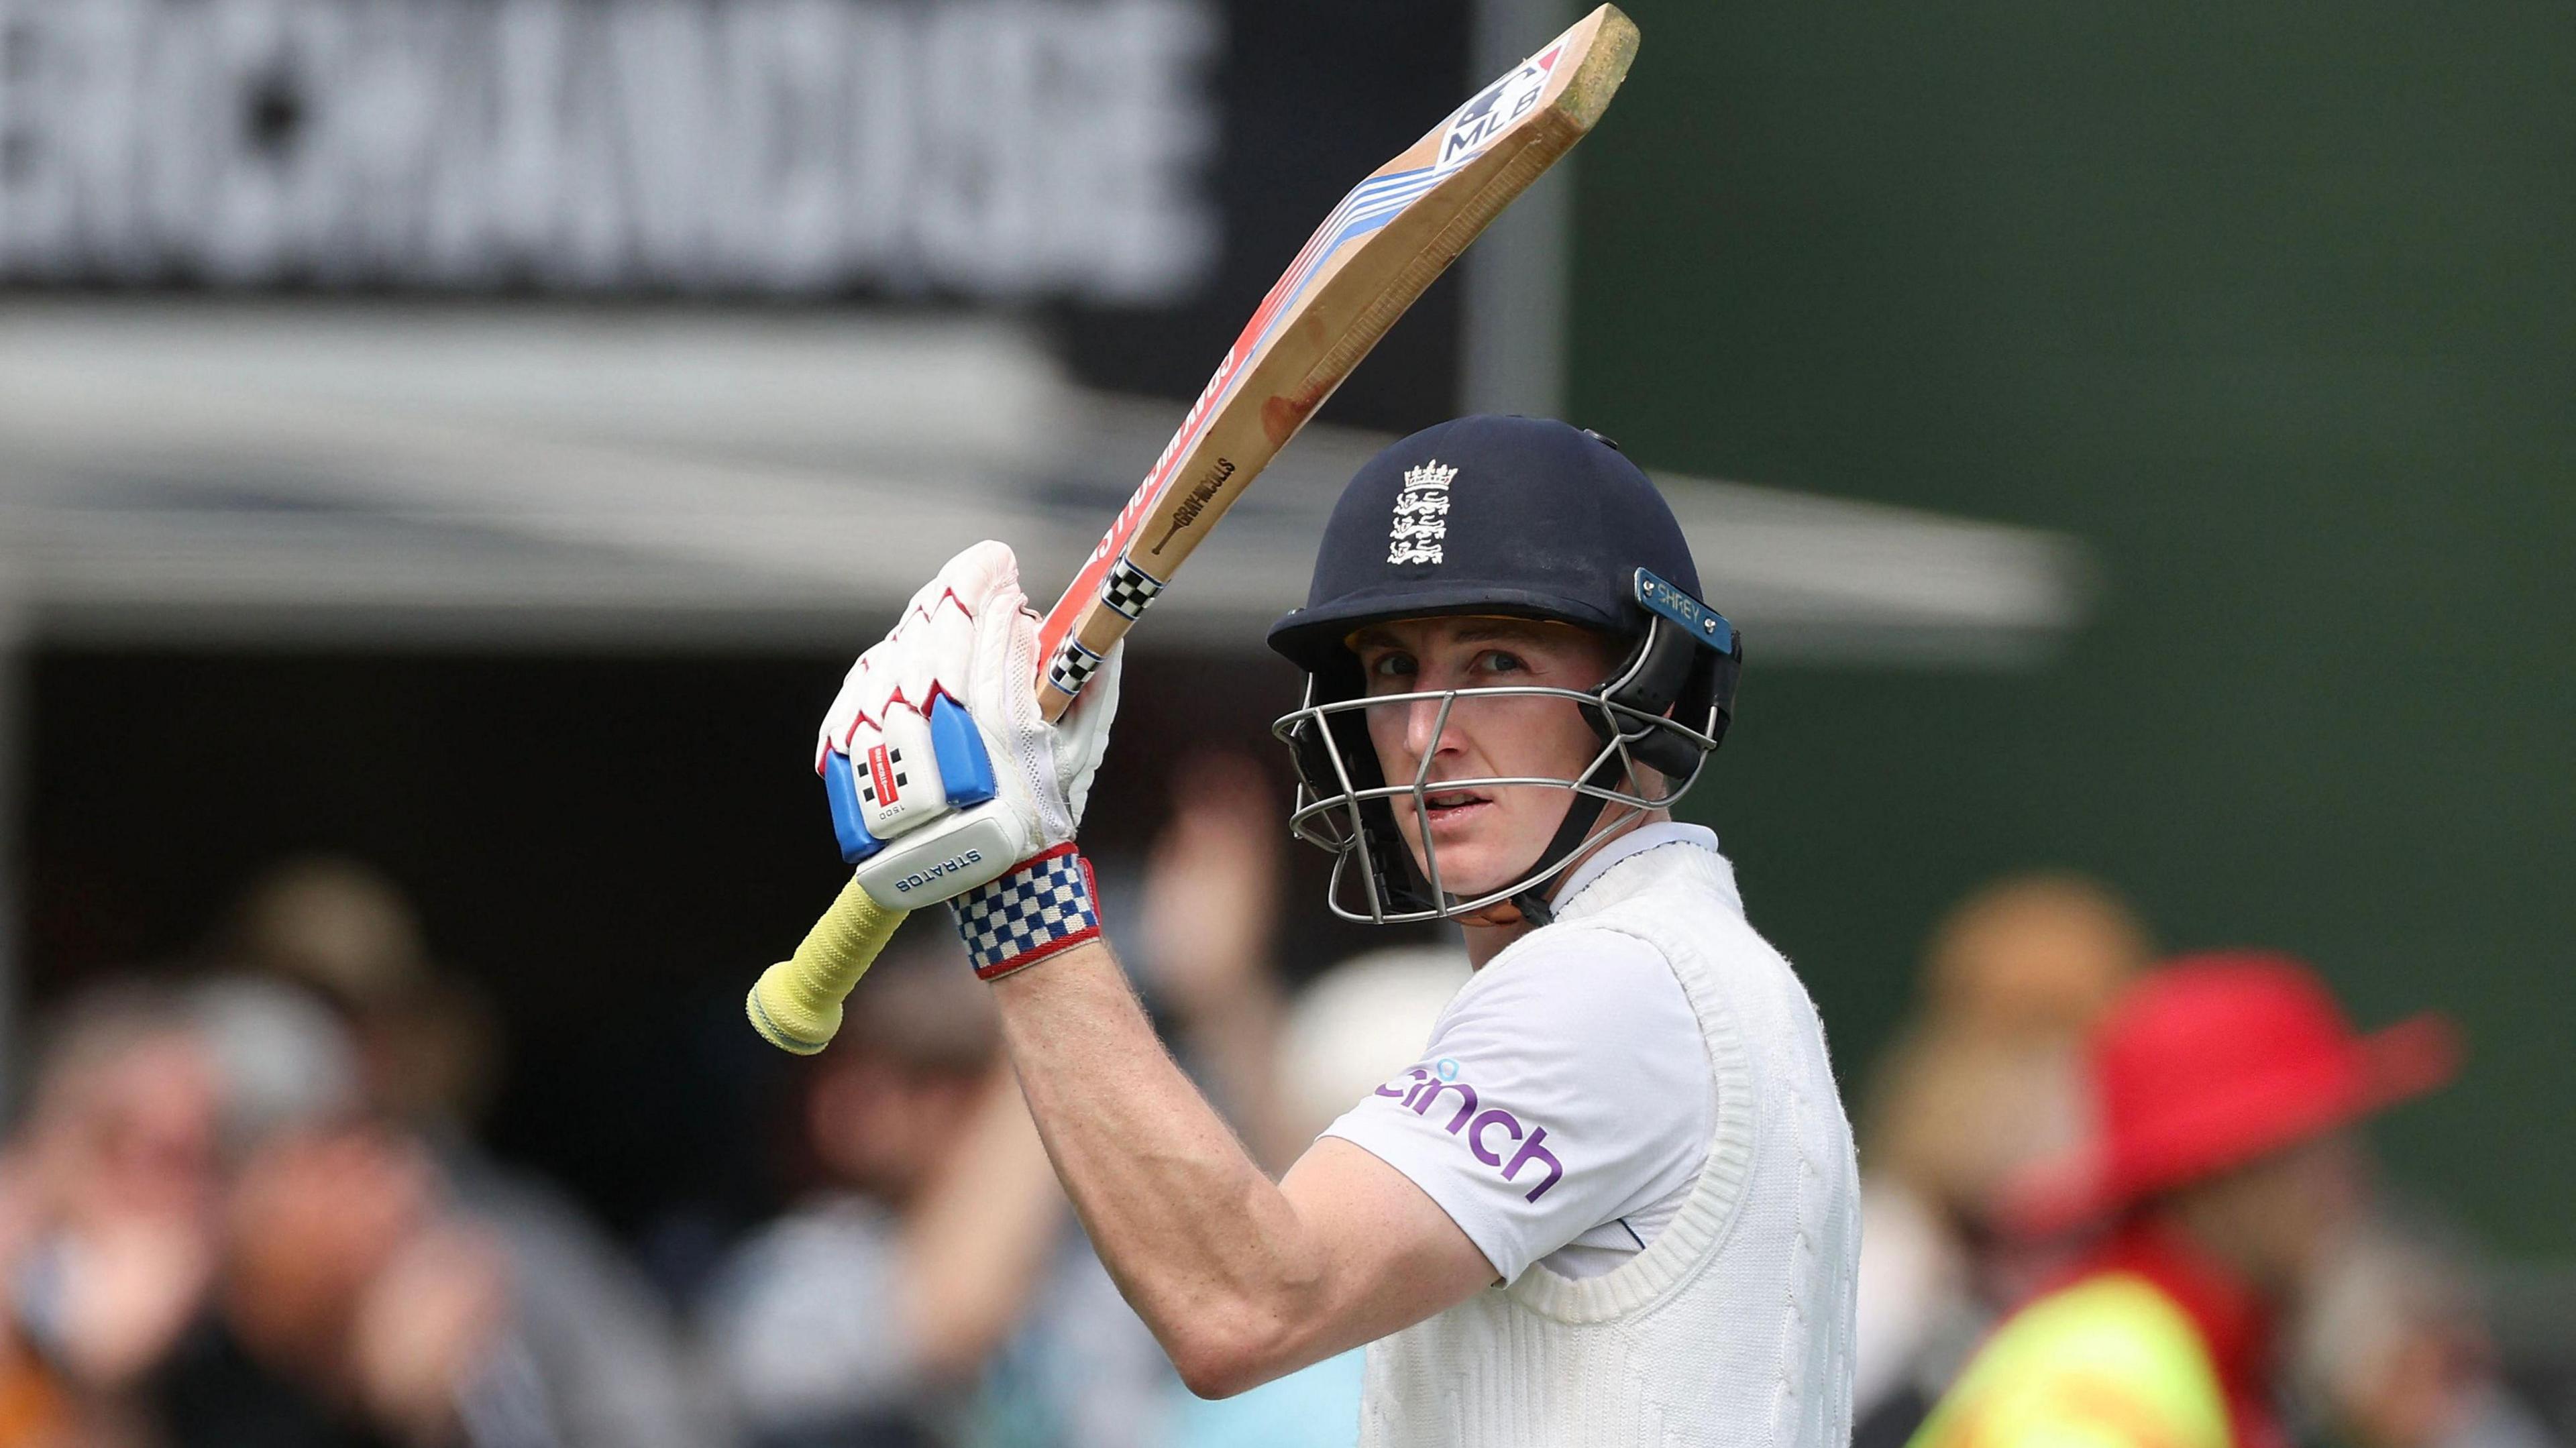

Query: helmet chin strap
[1453,749,1633,930]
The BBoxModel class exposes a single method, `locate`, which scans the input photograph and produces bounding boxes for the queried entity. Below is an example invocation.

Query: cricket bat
[749,4,1640,1054]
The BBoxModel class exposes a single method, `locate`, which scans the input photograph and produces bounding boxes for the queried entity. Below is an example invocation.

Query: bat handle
[1034,602,1138,724]
[745,874,908,1055]
[758,585,1119,1052]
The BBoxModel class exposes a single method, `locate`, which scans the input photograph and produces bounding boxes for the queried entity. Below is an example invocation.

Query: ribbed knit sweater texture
[1358,841,1860,1447]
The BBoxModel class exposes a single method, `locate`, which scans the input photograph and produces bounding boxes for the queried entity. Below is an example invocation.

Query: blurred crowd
[0,761,2562,1448]
[1850,880,2563,1448]
[0,858,712,1448]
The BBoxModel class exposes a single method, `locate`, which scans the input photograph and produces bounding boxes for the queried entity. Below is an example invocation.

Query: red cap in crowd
[2006,950,2459,1234]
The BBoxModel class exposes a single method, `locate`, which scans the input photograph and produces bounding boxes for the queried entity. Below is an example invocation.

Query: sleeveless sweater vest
[1358,841,1860,1448]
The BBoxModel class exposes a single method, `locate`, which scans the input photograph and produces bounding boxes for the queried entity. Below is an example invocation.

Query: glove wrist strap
[952,844,1102,981]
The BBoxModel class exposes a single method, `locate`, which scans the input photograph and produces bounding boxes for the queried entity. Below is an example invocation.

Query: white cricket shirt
[1321,822,1722,1282]
[1337,821,1862,1448]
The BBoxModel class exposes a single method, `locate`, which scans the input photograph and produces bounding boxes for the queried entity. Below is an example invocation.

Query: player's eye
[1366,651,1417,681]
[1476,650,1527,677]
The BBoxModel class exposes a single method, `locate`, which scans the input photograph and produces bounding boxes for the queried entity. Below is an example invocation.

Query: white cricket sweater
[1354,833,1860,1447]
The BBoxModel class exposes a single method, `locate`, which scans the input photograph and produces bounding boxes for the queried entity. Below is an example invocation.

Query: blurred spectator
[1852,873,2151,1442]
[222,859,498,1133]
[136,972,715,1448]
[1906,951,2459,1448]
[0,985,227,1447]
[1271,948,1470,1160]
[2295,1219,2561,1448]
[1163,945,1466,1448]
[696,930,1100,1447]
[216,1116,519,1445]
[186,977,363,1155]
[1134,754,1294,1170]
[212,860,713,1448]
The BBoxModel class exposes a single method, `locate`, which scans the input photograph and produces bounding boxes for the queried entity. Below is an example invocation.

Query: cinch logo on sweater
[1375,1064,1564,1202]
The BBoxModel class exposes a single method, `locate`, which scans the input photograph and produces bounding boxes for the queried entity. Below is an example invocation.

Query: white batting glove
[815,542,1123,939]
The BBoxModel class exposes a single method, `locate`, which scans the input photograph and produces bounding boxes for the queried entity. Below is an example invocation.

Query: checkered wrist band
[951,844,1103,981]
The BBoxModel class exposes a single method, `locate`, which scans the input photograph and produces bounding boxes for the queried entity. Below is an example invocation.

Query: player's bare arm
[983,940,1493,1397]
[975,614,1650,1396]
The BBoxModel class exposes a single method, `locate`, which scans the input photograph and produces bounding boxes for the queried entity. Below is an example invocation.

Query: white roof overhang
[0,303,2088,664]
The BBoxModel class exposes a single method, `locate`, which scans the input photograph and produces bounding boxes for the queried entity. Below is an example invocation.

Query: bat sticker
[1438,45,1562,172]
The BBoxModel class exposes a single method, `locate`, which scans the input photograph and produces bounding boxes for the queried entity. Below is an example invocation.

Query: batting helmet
[1267,416,1741,926]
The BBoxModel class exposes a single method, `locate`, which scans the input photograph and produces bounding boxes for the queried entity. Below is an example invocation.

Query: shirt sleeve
[1320,924,1714,1284]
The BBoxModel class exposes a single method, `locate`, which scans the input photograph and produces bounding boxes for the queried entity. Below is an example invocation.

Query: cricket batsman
[806,416,1861,1445]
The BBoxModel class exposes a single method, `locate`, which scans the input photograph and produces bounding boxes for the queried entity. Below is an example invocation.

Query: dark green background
[1566,2,2574,1256]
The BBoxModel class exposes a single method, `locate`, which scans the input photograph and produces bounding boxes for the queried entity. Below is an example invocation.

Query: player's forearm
[989,940,1335,1395]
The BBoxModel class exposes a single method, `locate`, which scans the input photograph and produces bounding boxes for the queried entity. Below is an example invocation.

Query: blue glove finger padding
[824,696,1000,864]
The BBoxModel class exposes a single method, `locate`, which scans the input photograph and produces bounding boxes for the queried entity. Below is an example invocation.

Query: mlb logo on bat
[1388,460,1456,565]
[1437,49,1557,172]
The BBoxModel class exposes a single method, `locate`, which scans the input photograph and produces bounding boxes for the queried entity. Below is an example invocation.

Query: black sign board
[0,0,1470,427]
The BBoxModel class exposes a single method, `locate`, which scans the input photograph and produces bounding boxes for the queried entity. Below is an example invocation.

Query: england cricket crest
[1387,459,1456,565]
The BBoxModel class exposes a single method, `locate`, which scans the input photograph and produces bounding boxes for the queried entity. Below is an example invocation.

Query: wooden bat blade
[748,5,1642,1052]
[1032,3,1640,720]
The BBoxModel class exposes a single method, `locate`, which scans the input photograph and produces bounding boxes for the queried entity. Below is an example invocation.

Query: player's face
[1349,616,1624,899]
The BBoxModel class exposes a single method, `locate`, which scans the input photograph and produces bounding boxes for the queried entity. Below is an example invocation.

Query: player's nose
[1400,692,1462,761]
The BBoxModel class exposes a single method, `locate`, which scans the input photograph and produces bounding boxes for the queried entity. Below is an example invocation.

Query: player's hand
[816,541,1123,909]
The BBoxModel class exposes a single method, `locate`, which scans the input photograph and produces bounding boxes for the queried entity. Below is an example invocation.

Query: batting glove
[814,543,1122,972]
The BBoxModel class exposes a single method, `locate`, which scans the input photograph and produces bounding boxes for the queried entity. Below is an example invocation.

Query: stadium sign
[0,0,1220,300]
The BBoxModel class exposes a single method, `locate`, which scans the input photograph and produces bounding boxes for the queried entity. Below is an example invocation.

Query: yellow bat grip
[745,875,908,1054]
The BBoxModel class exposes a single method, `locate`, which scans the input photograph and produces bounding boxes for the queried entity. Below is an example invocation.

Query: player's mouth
[1421,789,1493,826]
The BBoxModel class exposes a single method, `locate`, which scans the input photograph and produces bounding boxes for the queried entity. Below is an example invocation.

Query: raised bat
[748,4,1640,1054]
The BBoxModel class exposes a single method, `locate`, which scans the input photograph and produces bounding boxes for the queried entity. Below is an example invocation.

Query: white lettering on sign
[0,0,1222,300]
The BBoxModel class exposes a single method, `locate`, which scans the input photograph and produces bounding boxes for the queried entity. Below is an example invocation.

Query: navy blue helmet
[1267,416,1741,926]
